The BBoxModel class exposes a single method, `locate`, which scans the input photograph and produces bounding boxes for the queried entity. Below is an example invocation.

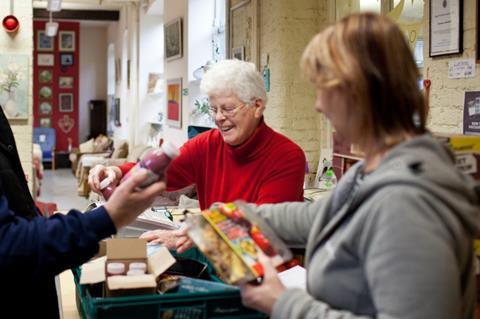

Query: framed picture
[60,53,74,66]
[0,54,29,119]
[167,78,182,128]
[477,2,480,62]
[39,86,52,99]
[59,93,73,112]
[147,73,161,94]
[37,31,53,51]
[39,117,51,128]
[39,69,53,83]
[59,31,75,52]
[59,76,74,89]
[39,102,52,115]
[37,53,54,66]
[232,46,245,60]
[429,0,463,57]
[114,97,121,126]
[165,18,183,61]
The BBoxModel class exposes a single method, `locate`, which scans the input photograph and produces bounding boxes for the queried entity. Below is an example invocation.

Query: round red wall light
[2,15,20,33]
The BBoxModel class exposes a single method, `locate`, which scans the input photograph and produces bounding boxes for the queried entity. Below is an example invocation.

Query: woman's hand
[140,227,194,252]
[88,164,122,194]
[240,251,286,315]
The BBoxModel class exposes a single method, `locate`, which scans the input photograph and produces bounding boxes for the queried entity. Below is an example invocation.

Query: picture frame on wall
[60,53,74,66]
[59,76,74,89]
[429,0,463,57]
[37,31,53,51]
[232,46,245,60]
[166,78,182,128]
[59,31,75,52]
[40,117,51,128]
[39,69,53,83]
[114,97,121,126]
[37,53,54,66]
[59,93,74,112]
[39,102,52,115]
[165,17,183,61]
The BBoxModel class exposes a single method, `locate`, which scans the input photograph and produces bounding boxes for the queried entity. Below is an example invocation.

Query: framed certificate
[429,0,463,57]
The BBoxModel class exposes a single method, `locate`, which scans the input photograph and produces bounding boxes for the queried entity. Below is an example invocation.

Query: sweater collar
[226,118,271,161]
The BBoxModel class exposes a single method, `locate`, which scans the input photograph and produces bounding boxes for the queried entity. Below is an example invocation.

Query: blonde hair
[301,12,426,151]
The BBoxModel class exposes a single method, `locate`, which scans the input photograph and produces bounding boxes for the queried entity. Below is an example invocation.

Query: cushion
[93,135,112,152]
[111,140,128,159]
[128,144,152,162]
[79,138,94,153]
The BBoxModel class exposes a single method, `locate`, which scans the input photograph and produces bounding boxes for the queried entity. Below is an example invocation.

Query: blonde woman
[239,13,480,319]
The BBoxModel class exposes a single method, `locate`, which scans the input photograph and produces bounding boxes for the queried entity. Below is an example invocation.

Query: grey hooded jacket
[253,134,480,319]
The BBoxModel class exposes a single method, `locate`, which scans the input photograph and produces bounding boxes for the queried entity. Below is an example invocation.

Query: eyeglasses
[208,102,247,118]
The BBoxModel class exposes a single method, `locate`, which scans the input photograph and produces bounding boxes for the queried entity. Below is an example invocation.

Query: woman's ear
[253,99,266,118]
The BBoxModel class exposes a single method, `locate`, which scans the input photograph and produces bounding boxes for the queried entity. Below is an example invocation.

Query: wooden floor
[38,168,90,319]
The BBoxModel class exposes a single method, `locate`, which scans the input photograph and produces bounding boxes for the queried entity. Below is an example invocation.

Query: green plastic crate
[73,248,266,319]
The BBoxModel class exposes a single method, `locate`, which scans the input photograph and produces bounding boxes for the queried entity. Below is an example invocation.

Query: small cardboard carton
[80,238,176,296]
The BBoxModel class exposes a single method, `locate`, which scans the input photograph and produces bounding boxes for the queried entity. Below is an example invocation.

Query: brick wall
[0,0,33,190]
[259,0,330,174]
[424,0,480,133]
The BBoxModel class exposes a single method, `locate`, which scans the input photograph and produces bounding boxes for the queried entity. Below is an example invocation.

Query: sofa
[69,135,114,174]
[76,141,152,197]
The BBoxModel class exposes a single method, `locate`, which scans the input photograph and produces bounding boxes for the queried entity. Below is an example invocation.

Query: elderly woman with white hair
[89,59,306,244]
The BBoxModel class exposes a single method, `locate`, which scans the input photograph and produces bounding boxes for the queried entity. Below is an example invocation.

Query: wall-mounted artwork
[37,53,54,66]
[165,17,183,61]
[147,73,162,94]
[167,78,182,128]
[114,97,121,126]
[58,114,75,133]
[59,93,73,112]
[0,55,29,119]
[59,31,75,52]
[39,102,52,115]
[37,31,53,51]
[231,46,245,61]
[60,53,74,66]
[39,69,53,83]
[59,76,74,89]
[39,86,52,99]
[40,117,51,128]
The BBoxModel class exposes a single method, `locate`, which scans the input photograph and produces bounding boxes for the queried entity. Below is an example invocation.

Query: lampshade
[47,0,62,12]
[192,60,215,80]
[45,21,58,37]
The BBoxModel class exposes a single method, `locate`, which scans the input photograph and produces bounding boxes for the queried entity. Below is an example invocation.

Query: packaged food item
[101,142,180,200]
[186,201,292,285]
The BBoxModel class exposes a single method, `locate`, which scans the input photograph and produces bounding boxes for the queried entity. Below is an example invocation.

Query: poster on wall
[463,91,480,135]
[167,78,182,128]
[0,55,29,119]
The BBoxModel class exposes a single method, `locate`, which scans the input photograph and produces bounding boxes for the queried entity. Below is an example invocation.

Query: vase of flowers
[0,62,23,118]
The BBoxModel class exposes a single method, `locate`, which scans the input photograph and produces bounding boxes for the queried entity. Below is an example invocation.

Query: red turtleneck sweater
[119,121,305,209]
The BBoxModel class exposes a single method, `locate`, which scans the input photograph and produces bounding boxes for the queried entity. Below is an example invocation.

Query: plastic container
[129,262,147,273]
[106,263,125,276]
[101,142,180,200]
[74,248,266,319]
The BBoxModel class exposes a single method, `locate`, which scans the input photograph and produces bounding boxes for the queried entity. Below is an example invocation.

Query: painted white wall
[0,0,33,189]
[137,8,164,146]
[79,26,108,142]
[163,0,189,146]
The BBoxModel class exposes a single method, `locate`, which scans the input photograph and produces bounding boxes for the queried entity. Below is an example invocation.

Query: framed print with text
[429,0,463,57]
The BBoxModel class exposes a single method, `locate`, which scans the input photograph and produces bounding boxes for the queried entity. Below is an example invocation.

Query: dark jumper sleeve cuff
[83,205,117,240]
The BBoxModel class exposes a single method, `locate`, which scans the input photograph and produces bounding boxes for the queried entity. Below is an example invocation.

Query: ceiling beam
[33,9,120,21]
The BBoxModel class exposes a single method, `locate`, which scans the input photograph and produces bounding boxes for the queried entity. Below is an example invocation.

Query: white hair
[200,59,267,105]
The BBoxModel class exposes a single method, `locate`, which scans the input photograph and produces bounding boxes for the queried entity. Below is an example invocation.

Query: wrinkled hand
[140,227,193,253]
[88,164,122,194]
[104,169,166,229]
[240,251,286,315]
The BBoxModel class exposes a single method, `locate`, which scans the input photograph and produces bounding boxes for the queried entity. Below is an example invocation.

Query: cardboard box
[80,238,176,296]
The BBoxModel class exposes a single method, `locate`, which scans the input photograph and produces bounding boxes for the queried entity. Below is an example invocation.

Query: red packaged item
[101,142,179,200]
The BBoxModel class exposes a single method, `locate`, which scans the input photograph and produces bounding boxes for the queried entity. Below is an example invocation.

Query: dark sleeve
[256,147,306,204]
[165,138,199,191]
[0,191,116,281]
